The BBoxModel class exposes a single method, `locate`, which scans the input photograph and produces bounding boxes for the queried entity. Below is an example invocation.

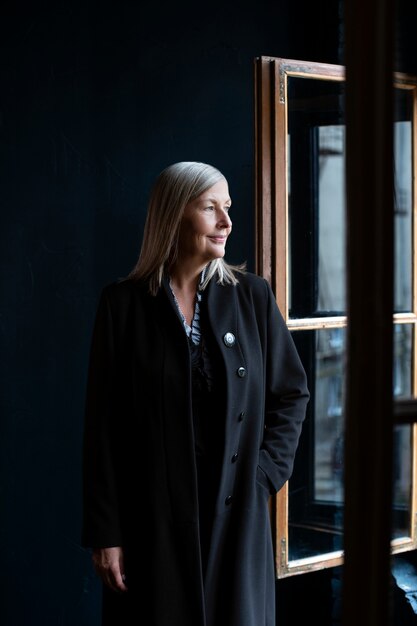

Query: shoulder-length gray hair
[126,161,245,295]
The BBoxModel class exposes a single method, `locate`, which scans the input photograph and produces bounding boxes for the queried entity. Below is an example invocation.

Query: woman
[82,161,309,626]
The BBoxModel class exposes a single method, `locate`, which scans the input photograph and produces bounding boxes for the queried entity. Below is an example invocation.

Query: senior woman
[82,161,309,626]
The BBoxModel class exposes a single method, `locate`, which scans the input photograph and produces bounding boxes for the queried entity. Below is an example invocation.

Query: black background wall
[2,2,414,625]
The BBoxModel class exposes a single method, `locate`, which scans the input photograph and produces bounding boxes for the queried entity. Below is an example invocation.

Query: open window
[254,56,417,577]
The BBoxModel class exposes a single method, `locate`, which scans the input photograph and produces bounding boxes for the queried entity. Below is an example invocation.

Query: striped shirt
[169,267,206,346]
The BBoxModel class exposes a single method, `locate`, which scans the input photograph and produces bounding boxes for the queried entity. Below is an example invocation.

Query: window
[255,56,417,577]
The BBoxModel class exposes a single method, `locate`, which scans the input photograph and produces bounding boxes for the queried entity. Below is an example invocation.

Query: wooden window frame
[254,55,417,578]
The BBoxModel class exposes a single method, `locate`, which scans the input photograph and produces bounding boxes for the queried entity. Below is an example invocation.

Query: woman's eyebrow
[200,196,232,204]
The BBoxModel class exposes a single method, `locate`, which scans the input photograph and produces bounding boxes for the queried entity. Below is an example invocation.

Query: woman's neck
[169,261,207,292]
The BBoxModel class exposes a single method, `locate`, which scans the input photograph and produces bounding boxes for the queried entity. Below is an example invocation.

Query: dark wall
[0,2,343,625]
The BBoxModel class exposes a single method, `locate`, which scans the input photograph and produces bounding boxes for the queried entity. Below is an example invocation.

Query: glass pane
[287,325,413,562]
[313,327,345,504]
[392,425,412,539]
[394,88,413,313]
[392,323,413,540]
[318,125,346,313]
[394,323,413,397]
[287,76,346,319]
[288,78,414,318]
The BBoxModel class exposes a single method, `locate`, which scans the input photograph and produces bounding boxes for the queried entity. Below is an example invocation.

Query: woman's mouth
[208,236,227,244]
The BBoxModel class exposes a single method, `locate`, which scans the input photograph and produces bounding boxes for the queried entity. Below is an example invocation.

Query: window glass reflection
[394,113,413,312]
[313,326,345,504]
[394,323,413,397]
[392,425,412,539]
[318,126,346,313]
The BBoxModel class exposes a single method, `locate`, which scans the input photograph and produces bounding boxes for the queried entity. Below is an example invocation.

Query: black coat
[82,271,309,626]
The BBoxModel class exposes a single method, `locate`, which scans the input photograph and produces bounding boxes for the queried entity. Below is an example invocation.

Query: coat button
[237,367,246,378]
[223,332,236,347]
[225,495,233,505]
[231,453,239,463]
[239,411,245,421]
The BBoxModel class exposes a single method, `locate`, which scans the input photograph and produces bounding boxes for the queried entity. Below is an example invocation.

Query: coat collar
[159,269,238,335]
[158,271,241,361]
[160,273,186,330]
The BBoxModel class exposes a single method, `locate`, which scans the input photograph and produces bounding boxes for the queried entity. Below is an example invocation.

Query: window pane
[313,326,345,504]
[394,87,413,313]
[287,325,413,562]
[287,76,346,319]
[392,425,412,539]
[318,125,346,313]
[392,323,413,541]
[394,323,413,397]
[287,78,414,318]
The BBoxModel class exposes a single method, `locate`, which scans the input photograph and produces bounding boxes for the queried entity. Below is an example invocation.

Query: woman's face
[177,179,232,266]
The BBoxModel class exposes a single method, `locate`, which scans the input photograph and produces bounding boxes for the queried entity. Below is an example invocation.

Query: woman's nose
[218,210,232,228]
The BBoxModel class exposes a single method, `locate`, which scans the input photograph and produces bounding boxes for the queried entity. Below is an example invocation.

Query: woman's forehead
[197,180,231,203]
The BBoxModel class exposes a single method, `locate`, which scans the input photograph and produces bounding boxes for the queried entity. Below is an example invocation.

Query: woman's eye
[204,205,215,211]
[224,205,231,213]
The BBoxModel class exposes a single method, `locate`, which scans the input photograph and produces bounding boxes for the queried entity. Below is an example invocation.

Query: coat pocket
[256,464,275,496]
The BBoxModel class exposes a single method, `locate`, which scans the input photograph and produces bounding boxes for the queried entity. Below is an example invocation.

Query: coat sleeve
[81,287,123,548]
[258,279,310,494]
